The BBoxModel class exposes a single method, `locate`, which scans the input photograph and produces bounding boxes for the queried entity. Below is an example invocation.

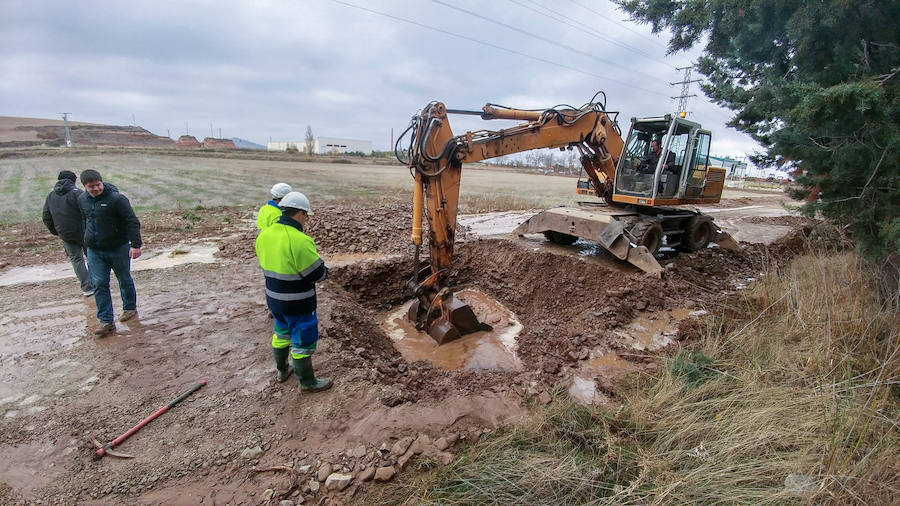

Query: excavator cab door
[683,130,711,199]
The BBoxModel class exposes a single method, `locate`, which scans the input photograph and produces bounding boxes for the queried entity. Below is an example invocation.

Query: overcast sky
[1,0,760,159]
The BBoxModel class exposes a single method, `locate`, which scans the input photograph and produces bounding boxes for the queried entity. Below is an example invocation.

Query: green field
[0,153,596,224]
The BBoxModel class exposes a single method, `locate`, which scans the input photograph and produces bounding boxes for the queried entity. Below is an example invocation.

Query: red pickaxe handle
[96,380,206,457]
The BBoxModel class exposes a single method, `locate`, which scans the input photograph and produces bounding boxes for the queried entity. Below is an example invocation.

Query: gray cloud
[1,0,759,158]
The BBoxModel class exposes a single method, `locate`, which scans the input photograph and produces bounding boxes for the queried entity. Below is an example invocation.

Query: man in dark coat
[77,169,143,337]
[42,170,94,296]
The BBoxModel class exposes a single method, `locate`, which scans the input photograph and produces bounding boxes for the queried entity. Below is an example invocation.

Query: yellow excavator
[397,93,740,344]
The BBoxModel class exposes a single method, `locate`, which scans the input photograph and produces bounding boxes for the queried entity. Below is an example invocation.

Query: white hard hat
[270,182,293,199]
[279,191,313,215]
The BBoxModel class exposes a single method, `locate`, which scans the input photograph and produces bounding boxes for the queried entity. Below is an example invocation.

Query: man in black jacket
[42,170,94,296]
[78,169,143,337]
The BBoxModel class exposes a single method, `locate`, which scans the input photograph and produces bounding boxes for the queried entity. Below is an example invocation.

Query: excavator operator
[639,140,675,174]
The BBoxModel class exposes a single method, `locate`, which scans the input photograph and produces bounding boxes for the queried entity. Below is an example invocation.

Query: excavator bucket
[713,228,742,252]
[626,245,665,277]
[407,289,493,345]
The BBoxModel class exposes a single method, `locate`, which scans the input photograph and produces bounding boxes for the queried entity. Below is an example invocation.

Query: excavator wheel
[543,230,578,245]
[681,215,713,251]
[633,223,663,256]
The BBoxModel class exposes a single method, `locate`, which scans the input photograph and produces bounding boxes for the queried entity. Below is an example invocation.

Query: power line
[565,0,670,51]
[510,0,675,68]
[432,0,664,83]
[670,65,700,114]
[329,0,670,98]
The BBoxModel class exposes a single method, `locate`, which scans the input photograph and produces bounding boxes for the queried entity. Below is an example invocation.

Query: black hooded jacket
[77,183,142,250]
[42,178,85,243]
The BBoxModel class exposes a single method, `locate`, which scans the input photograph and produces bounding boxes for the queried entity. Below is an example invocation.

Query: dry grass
[369,249,900,505]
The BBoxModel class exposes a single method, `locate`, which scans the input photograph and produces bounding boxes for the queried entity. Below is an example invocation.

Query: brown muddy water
[380,288,523,372]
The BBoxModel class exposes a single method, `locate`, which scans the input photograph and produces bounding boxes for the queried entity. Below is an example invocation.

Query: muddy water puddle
[457,210,534,236]
[380,288,523,371]
[569,308,707,405]
[569,352,638,405]
[617,307,708,351]
[0,244,219,287]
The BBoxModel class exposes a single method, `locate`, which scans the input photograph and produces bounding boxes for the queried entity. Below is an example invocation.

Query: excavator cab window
[615,119,671,197]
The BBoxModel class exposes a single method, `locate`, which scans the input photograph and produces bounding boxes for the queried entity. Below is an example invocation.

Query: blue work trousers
[272,311,319,359]
[86,243,136,324]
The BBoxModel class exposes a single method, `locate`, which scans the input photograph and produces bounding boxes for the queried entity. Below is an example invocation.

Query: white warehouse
[267,136,372,154]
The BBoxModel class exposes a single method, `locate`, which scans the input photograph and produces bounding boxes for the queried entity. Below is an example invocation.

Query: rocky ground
[0,200,822,505]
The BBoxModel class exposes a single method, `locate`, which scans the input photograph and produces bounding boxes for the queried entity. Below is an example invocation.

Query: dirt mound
[175,135,201,148]
[201,137,236,149]
[0,124,174,148]
[744,215,816,228]
[217,203,414,262]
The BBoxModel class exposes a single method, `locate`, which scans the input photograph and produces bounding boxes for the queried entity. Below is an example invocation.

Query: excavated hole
[326,238,680,402]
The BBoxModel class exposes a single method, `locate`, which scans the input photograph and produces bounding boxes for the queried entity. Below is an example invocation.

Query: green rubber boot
[273,347,293,383]
[293,356,333,392]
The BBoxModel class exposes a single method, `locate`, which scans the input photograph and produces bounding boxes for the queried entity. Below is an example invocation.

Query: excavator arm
[399,96,624,344]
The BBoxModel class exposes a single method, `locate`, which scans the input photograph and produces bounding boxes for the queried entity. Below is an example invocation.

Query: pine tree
[618,0,899,260]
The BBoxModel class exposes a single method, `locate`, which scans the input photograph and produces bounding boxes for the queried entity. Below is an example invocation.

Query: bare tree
[304,126,315,155]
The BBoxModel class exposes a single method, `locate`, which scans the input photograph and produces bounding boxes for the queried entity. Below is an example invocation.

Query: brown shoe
[94,322,116,337]
[119,310,138,322]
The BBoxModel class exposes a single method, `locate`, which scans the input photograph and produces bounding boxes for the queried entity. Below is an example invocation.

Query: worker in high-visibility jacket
[256,182,293,231]
[254,191,332,392]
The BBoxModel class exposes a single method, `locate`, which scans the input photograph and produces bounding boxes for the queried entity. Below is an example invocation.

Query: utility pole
[167,128,170,139]
[670,65,700,115]
[59,112,72,147]
[218,127,222,138]
[132,113,136,126]
[210,122,214,138]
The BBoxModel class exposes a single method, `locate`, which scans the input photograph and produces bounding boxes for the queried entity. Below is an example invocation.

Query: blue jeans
[87,243,136,324]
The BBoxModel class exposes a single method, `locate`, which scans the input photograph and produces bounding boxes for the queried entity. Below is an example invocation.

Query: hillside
[0,116,174,148]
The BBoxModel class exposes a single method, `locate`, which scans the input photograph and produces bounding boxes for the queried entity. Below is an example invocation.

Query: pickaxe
[92,381,206,459]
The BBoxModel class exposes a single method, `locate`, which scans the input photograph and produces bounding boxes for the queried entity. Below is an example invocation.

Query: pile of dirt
[217,203,415,262]
[175,135,201,148]
[1,124,174,148]
[201,137,236,149]
[744,215,817,228]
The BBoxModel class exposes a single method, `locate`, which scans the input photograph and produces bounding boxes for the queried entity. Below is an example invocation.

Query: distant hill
[231,137,265,150]
[0,116,173,148]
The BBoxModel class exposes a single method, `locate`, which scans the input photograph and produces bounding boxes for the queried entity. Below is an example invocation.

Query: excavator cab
[613,115,717,206]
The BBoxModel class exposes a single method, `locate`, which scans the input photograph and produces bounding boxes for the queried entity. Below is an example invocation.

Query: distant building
[316,136,372,154]
[709,155,748,178]
[267,136,372,154]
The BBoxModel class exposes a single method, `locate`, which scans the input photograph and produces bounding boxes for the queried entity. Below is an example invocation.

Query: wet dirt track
[0,200,817,504]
